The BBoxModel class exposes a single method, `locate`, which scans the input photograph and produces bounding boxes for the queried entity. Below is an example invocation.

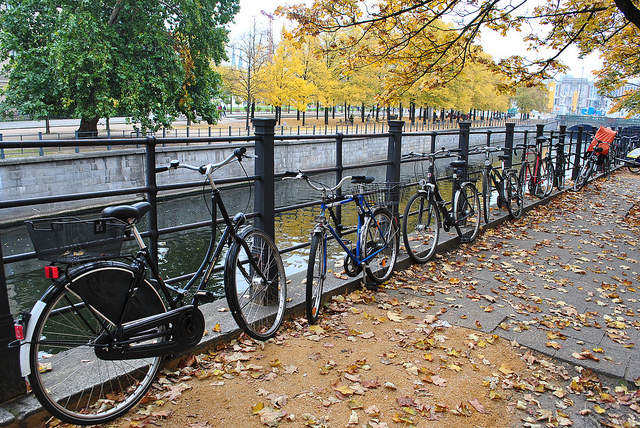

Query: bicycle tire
[505,171,524,219]
[402,191,440,263]
[629,164,640,174]
[573,161,593,191]
[363,207,398,284]
[538,158,555,198]
[518,161,531,197]
[453,182,481,243]
[306,232,326,324]
[225,226,286,341]
[482,171,491,223]
[27,262,166,425]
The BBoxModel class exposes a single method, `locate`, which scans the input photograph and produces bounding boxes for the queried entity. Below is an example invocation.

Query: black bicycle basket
[26,217,127,263]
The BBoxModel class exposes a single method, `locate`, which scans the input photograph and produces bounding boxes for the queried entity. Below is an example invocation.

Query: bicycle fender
[19,300,46,378]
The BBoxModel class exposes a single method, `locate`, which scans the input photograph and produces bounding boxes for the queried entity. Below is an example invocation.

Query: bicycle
[469,146,523,222]
[517,136,555,199]
[284,171,399,324]
[15,147,287,425]
[573,139,608,191]
[401,148,481,264]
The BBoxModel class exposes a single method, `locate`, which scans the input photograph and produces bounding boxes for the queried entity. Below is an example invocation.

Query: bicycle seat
[351,175,375,184]
[497,155,510,161]
[450,159,466,168]
[102,201,152,224]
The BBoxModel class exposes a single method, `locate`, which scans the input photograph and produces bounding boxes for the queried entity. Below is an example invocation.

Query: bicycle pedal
[195,290,215,304]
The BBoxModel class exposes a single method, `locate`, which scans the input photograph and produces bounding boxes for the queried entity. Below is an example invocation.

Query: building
[548,76,609,116]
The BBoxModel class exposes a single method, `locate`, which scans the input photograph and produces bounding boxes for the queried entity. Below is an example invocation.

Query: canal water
[2,159,479,316]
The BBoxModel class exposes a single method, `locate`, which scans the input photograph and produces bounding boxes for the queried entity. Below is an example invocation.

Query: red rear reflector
[14,324,24,341]
[44,266,59,279]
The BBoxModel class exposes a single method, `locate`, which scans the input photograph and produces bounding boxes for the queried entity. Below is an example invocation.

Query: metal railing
[0,119,596,404]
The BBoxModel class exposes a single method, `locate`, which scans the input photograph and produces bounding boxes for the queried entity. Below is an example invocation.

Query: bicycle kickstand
[362,262,378,291]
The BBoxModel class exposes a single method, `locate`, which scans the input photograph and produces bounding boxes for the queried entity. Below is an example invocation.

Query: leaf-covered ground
[45,171,640,428]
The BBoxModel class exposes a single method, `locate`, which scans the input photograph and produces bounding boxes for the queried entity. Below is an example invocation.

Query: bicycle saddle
[450,159,466,168]
[498,155,510,161]
[102,201,152,224]
[351,175,375,184]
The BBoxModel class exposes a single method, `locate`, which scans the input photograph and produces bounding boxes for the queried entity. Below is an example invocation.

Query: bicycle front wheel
[538,158,555,198]
[402,191,440,263]
[505,171,524,219]
[225,227,287,341]
[482,172,491,223]
[28,263,166,425]
[363,207,399,284]
[573,161,593,191]
[454,182,481,243]
[306,232,327,324]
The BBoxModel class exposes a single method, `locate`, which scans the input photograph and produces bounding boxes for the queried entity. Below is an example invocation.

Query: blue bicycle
[285,172,399,324]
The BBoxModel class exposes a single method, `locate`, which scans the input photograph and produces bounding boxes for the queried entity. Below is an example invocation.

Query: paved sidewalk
[1,170,638,427]
[415,170,640,384]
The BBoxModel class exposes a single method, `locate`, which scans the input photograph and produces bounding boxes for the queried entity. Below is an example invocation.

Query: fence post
[253,118,277,240]
[556,125,567,188]
[0,134,3,159]
[145,136,160,266]
[572,126,585,180]
[387,120,404,218]
[0,232,27,402]
[458,121,471,177]
[430,131,437,153]
[504,123,515,169]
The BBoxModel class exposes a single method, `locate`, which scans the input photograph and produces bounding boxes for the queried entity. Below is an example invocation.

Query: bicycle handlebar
[155,147,253,175]
[283,170,374,193]
[402,147,461,161]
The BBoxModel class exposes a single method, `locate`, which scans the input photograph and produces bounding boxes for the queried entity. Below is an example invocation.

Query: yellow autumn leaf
[252,402,265,414]
[593,404,606,414]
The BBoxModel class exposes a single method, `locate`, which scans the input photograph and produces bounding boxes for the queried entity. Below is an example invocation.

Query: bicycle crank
[94,305,205,360]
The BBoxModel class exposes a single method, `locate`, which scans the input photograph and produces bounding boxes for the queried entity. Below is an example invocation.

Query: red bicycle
[517,136,555,199]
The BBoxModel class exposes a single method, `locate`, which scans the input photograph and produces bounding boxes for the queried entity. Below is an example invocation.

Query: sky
[228,0,604,80]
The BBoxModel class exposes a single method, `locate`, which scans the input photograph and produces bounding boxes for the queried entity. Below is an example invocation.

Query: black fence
[0,118,611,404]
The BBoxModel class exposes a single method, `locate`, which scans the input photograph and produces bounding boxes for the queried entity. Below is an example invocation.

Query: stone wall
[0,127,529,225]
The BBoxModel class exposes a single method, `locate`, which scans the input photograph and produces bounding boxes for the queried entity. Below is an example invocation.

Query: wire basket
[26,217,128,263]
[355,182,405,207]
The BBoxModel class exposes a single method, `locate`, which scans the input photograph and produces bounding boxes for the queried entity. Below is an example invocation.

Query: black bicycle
[469,146,523,222]
[15,147,287,425]
[402,148,481,264]
[574,139,608,191]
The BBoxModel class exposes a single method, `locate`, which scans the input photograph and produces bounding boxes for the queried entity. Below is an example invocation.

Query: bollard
[253,118,277,241]
[555,125,567,188]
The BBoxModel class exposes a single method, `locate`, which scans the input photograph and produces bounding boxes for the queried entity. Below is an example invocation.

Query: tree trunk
[324,107,329,125]
[78,117,99,138]
[45,117,51,134]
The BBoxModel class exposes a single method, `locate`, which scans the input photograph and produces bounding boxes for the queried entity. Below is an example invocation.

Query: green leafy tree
[0,0,239,135]
[511,86,551,115]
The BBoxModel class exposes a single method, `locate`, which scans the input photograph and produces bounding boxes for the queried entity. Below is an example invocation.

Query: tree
[277,0,640,104]
[222,21,271,129]
[0,0,239,136]
[511,86,551,116]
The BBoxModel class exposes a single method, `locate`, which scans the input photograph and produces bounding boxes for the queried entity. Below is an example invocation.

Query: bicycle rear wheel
[573,161,593,191]
[505,171,524,219]
[363,207,398,284]
[306,232,326,324]
[402,191,440,263]
[454,182,481,243]
[225,227,286,341]
[28,263,166,425]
